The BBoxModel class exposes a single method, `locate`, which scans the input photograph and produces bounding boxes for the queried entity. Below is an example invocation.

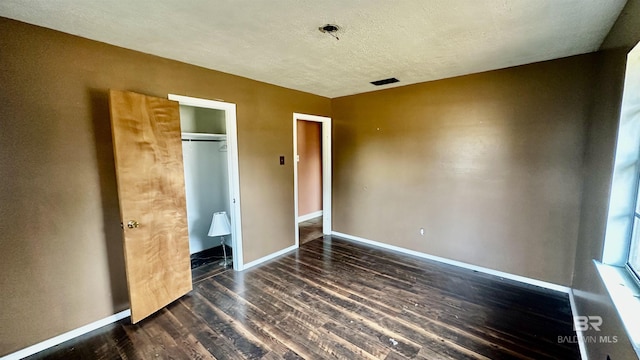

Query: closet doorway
[169,94,244,271]
[293,113,332,246]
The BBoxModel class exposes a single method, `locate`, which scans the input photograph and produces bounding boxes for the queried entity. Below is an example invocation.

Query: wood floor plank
[192,262,230,284]
[326,238,571,319]
[318,243,573,356]
[289,245,566,359]
[150,309,216,360]
[28,236,580,360]
[24,325,124,360]
[182,292,269,359]
[276,254,552,359]
[196,279,306,359]
[170,298,247,360]
[140,314,194,359]
[214,272,380,360]
[300,239,577,356]
[260,260,491,360]
[208,278,329,360]
[245,270,405,359]
[121,322,168,359]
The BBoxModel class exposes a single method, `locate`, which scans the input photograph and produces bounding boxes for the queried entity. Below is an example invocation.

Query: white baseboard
[3,233,580,360]
[568,289,589,360]
[297,210,323,223]
[241,244,297,271]
[331,231,571,294]
[1,309,131,360]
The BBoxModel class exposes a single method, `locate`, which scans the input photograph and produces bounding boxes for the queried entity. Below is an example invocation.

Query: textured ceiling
[0,0,627,98]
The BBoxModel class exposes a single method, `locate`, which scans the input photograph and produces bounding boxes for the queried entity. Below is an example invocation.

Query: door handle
[127,220,140,229]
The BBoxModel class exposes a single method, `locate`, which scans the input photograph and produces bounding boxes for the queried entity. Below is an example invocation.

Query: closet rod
[181,139,225,142]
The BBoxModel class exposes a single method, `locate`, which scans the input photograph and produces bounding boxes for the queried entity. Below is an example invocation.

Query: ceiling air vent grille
[370,77,399,86]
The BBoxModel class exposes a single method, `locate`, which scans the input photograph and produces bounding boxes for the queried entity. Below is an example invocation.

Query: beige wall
[297,121,323,216]
[570,1,640,357]
[571,49,636,359]
[332,55,597,286]
[3,5,640,357]
[0,17,330,356]
[601,0,640,50]
[571,20,640,360]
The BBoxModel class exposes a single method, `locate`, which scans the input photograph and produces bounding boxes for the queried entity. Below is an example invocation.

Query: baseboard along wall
[297,210,323,223]
[331,231,571,293]
[241,244,298,271]
[1,309,131,360]
[5,232,587,360]
[330,231,586,359]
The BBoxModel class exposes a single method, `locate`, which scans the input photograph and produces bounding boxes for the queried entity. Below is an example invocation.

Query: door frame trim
[293,113,332,247]
[168,94,244,271]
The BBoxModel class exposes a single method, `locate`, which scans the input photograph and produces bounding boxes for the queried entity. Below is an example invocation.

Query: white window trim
[600,41,640,358]
[595,262,640,356]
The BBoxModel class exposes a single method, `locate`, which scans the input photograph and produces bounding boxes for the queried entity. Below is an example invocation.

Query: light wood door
[108,90,192,323]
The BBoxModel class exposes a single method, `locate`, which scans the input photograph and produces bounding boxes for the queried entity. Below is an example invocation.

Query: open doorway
[297,120,323,244]
[169,94,244,271]
[293,113,331,247]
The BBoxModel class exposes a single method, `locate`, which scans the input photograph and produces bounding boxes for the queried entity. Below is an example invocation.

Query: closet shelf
[181,132,226,141]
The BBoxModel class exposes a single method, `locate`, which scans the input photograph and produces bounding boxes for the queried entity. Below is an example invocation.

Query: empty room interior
[2,1,640,359]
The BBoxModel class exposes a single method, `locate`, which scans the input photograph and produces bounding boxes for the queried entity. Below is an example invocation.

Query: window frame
[627,167,640,287]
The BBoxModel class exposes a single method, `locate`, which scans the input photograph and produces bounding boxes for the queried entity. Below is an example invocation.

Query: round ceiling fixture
[319,24,340,40]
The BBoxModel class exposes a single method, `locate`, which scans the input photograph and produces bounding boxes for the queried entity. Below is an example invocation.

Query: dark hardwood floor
[26,237,580,359]
[299,216,323,245]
